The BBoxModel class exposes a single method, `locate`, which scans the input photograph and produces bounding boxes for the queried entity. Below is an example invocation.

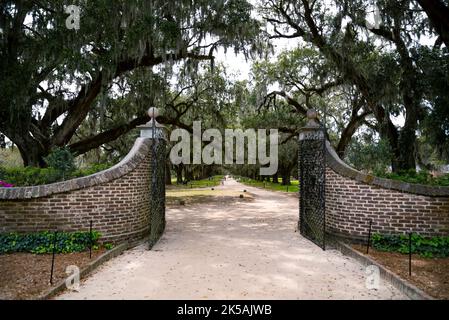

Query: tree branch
[52,48,214,147]
[416,0,449,48]
[263,91,308,115]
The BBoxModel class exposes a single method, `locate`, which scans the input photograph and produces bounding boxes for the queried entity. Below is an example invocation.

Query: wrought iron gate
[298,112,326,250]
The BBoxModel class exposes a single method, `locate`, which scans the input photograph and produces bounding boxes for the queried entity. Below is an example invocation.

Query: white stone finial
[307,109,318,121]
[138,107,165,138]
[148,107,159,120]
[305,109,321,128]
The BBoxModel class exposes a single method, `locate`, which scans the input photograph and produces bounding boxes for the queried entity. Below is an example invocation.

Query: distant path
[58,179,405,299]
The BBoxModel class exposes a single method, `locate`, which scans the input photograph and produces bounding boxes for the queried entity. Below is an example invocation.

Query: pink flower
[0,180,14,188]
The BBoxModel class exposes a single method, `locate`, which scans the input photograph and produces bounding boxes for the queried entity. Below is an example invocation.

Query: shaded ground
[237,177,299,193]
[353,244,449,299]
[0,249,105,299]
[58,179,405,300]
[166,188,254,206]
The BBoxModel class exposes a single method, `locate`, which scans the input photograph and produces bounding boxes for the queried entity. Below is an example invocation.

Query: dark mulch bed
[0,249,105,300]
[353,244,449,300]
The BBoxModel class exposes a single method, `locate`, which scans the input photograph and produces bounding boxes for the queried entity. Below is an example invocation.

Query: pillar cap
[304,109,321,129]
[138,107,164,129]
[148,107,159,120]
[138,107,165,138]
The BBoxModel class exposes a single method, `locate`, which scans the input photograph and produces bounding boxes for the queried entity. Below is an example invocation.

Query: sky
[213,37,298,82]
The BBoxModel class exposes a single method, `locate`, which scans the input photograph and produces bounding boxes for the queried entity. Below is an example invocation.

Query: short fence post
[366,219,373,254]
[50,230,57,285]
[409,232,412,277]
[89,220,93,259]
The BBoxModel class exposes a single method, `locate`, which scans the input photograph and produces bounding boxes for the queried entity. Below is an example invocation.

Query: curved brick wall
[325,142,449,241]
[0,138,153,244]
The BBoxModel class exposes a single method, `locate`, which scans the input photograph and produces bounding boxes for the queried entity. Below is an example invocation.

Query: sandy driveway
[58,179,405,300]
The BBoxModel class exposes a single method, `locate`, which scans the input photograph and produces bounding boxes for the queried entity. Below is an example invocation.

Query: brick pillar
[298,110,326,250]
[139,107,166,249]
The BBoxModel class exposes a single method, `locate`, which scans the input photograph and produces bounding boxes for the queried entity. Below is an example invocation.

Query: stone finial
[299,109,324,140]
[307,109,318,120]
[305,109,321,128]
[138,107,165,138]
[147,107,162,127]
[148,107,159,120]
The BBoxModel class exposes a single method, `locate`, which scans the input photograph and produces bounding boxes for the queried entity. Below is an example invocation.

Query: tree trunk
[273,173,279,184]
[184,166,194,181]
[281,172,291,185]
[416,0,449,48]
[202,165,213,179]
[397,126,417,171]
[0,134,6,149]
[12,133,48,167]
[176,165,183,184]
[165,161,172,185]
[336,110,370,158]
[17,145,45,167]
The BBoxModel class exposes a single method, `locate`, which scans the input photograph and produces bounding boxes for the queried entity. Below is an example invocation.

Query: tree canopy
[1,0,448,178]
[0,0,262,166]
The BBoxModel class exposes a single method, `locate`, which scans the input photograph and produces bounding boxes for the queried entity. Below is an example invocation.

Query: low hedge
[374,169,449,186]
[0,163,111,187]
[0,231,101,254]
[372,233,449,258]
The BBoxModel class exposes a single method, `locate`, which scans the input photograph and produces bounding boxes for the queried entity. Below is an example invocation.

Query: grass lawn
[168,175,224,189]
[166,183,254,206]
[236,176,299,193]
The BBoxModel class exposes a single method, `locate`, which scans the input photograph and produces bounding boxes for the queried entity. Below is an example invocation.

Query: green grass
[236,176,299,193]
[168,175,224,189]
[166,184,253,205]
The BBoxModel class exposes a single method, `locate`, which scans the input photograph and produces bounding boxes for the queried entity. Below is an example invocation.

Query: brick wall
[0,138,154,244]
[325,142,449,241]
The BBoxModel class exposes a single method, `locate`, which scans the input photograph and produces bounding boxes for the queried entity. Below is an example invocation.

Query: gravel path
[58,179,405,300]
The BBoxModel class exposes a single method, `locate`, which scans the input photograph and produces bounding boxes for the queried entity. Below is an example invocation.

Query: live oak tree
[253,47,373,158]
[2,0,448,174]
[236,83,303,184]
[416,45,449,165]
[261,0,448,172]
[416,0,449,48]
[0,0,262,167]
[163,63,239,183]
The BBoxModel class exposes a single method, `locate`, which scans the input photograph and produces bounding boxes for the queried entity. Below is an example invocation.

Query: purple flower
[0,180,14,188]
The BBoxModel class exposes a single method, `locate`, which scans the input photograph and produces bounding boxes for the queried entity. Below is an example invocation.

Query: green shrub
[0,162,112,187]
[0,230,101,254]
[104,243,114,250]
[0,166,62,186]
[71,163,112,178]
[372,233,449,258]
[44,147,76,180]
[374,169,449,186]
[434,174,449,186]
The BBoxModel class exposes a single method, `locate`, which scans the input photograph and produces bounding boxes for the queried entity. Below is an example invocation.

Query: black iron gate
[298,114,326,250]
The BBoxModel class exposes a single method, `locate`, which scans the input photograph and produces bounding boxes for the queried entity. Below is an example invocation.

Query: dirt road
[58,179,405,299]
